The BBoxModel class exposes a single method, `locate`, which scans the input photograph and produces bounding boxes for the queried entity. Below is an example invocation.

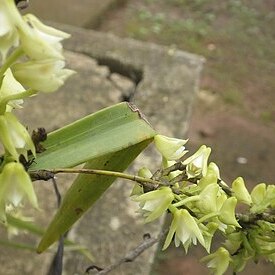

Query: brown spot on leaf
[75,208,83,215]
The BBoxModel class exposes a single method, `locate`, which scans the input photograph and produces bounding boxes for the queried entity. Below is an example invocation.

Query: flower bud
[224,232,243,254]
[232,177,252,205]
[219,197,240,227]
[251,183,266,205]
[137,167,153,179]
[154,134,188,160]
[267,185,275,207]
[250,183,275,213]
[198,162,219,189]
[130,167,153,197]
[196,183,219,213]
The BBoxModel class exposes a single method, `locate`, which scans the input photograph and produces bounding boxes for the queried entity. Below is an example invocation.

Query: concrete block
[24,0,123,28]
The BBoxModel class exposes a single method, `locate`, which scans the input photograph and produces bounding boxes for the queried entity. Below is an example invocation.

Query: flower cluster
[132,134,275,274]
[0,0,74,223]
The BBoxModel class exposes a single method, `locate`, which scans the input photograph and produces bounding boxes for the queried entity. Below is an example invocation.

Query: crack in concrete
[96,56,143,102]
[78,52,143,102]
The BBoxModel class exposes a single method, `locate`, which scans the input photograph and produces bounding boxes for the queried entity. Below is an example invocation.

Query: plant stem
[168,204,178,214]
[0,47,24,80]
[0,89,36,114]
[30,168,161,187]
[198,212,219,224]
[172,195,200,208]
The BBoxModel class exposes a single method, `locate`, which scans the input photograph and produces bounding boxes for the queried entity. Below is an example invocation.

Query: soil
[94,1,275,274]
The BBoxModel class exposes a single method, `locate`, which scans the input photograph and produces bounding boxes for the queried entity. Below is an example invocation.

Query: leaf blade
[37,140,151,253]
[30,102,155,170]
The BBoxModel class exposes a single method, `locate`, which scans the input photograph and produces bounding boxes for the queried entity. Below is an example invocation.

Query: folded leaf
[30,102,155,170]
[32,102,155,253]
[37,140,151,253]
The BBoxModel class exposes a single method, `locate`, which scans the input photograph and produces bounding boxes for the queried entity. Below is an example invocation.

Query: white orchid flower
[12,59,75,92]
[0,112,35,160]
[183,145,211,178]
[201,247,232,275]
[0,68,25,111]
[0,162,38,223]
[134,187,174,223]
[154,134,188,160]
[19,14,70,60]
[163,208,205,250]
[0,0,21,61]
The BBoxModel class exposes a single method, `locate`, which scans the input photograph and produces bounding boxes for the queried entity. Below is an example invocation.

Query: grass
[111,0,275,118]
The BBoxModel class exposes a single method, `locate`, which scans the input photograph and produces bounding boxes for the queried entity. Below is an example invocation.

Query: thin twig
[152,162,185,181]
[30,168,160,190]
[86,230,168,274]
[237,212,275,225]
[47,236,64,275]
[47,178,64,275]
[217,179,232,196]
[52,177,62,208]
[162,162,185,176]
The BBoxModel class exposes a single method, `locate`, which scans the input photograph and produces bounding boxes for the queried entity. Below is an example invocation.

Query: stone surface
[0,26,203,274]
[24,0,122,28]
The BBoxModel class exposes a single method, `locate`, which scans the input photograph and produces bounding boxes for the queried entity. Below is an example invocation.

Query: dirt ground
[96,0,275,185]
[95,0,275,274]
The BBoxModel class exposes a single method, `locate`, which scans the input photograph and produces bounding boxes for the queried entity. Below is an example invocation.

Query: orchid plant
[1,1,275,275]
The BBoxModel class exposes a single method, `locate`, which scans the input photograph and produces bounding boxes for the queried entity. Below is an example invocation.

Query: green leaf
[30,102,155,170]
[33,102,155,253]
[37,140,151,253]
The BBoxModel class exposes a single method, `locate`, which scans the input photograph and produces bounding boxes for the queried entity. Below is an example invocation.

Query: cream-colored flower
[154,134,188,160]
[219,197,240,227]
[0,69,25,111]
[0,162,38,223]
[251,183,266,205]
[0,112,35,160]
[201,247,232,275]
[19,14,70,60]
[0,0,21,60]
[232,177,252,205]
[250,183,275,213]
[198,162,220,189]
[134,187,174,222]
[12,59,75,92]
[183,145,211,178]
[163,208,205,250]
[196,183,219,214]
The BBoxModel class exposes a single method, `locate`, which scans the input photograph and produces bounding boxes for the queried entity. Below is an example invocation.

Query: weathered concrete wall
[0,25,203,274]
[24,0,124,28]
